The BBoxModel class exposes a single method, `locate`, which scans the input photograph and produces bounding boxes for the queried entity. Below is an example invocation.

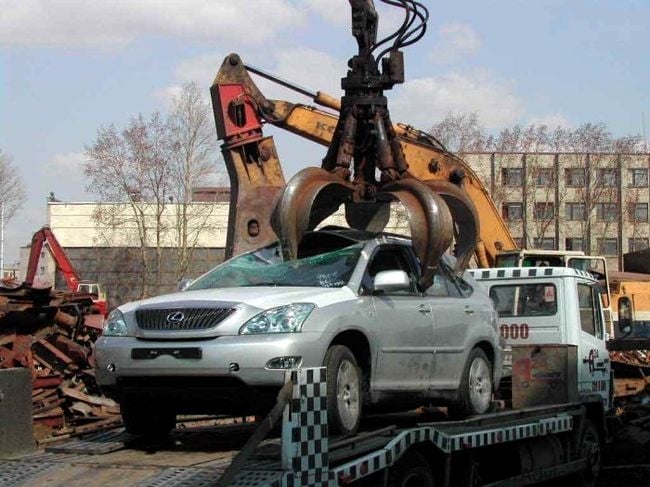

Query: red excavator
[25,225,108,317]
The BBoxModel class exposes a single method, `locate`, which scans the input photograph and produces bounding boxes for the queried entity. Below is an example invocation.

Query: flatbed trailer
[3,367,606,487]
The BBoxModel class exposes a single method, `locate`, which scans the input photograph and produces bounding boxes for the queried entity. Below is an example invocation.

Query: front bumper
[94,332,330,389]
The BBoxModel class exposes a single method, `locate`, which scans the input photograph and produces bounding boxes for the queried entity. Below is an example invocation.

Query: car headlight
[239,303,315,335]
[103,309,130,337]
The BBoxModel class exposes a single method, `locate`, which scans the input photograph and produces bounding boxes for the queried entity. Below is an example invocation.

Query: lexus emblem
[166,311,185,324]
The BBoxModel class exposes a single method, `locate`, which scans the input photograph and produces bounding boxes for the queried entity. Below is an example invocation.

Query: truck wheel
[573,420,601,487]
[388,451,435,487]
[324,345,362,436]
[121,397,176,437]
[450,348,492,418]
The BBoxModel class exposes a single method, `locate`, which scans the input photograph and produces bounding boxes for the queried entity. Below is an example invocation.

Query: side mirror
[618,297,633,337]
[177,278,193,291]
[373,270,410,294]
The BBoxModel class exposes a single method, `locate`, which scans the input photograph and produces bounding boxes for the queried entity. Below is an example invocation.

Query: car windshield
[187,242,364,290]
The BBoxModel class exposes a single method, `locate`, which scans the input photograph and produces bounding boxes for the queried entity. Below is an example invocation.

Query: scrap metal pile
[0,279,118,443]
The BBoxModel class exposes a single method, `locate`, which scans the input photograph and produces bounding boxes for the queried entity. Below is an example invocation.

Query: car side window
[426,262,472,298]
[363,246,417,295]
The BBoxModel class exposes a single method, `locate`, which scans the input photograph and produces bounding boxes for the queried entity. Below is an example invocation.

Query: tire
[388,451,435,487]
[324,345,362,436]
[121,396,176,437]
[450,348,493,418]
[571,420,601,487]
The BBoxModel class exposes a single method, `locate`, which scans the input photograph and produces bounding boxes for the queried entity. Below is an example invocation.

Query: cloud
[0,0,305,48]
[306,0,349,26]
[390,70,523,130]
[430,23,482,64]
[40,152,90,199]
[527,114,572,129]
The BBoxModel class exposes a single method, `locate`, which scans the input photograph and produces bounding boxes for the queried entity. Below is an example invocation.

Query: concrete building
[466,152,650,271]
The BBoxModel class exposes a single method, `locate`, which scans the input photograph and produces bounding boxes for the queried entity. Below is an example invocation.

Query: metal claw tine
[271,167,354,259]
[424,180,480,274]
[381,178,453,289]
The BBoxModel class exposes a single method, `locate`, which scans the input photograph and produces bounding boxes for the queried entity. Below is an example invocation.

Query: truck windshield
[187,242,364,290]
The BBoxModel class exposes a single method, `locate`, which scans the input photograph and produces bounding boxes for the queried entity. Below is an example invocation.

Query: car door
[368,245,436,392]
[425,265,487,390]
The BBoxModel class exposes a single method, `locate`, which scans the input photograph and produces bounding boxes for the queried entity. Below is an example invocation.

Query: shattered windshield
[187,242,364,290]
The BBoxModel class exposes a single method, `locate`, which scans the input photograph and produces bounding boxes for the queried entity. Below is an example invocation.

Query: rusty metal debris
[0,281,119,442]
[269,0,479,288]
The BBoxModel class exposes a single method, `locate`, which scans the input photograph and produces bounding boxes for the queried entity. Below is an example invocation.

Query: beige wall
[47,202,229,248]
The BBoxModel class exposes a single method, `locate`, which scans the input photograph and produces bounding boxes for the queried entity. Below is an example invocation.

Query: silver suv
[95,228,502,436]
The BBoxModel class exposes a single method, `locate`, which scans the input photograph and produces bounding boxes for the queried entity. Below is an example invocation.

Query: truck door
[575,282,611,409]
[367,245,435,392]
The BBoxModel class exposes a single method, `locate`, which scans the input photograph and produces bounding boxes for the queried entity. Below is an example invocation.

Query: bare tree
[167,82,223,279]
[0,149,26,223]
[85,113,172,298]
[429,112,493,156]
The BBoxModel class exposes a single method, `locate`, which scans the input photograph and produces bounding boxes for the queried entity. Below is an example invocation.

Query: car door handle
[418,305,431,315]
[464,306,475,315]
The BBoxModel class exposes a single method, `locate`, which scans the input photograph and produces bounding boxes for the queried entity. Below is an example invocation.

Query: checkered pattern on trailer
[281,367,335,487]
[333,414,573,483]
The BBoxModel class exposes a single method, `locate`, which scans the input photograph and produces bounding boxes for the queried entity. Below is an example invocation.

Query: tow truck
[4,276,620,485]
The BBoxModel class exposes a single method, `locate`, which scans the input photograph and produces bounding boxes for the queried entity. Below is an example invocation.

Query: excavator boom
[25,226,80,290]
[211,54,516,266]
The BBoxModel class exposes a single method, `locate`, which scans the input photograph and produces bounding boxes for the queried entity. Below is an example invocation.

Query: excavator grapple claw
[267,0,480,282]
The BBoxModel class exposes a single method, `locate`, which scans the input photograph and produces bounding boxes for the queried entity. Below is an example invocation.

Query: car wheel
[451,347,492,417]
[121,396,176,437]
[388,451,435,487]
[324,345,362,436]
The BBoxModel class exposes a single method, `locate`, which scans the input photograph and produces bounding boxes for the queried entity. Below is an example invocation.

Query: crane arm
[211,54,516,265]
[25,226,81,290]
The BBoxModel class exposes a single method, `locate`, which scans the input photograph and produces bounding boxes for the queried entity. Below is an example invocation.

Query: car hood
[119,286,357,313]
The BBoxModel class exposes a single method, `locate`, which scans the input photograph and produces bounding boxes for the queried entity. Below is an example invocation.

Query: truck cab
[471,267,612,411]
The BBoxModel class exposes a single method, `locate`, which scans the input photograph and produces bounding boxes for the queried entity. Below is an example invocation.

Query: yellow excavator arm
[211,53,516,266]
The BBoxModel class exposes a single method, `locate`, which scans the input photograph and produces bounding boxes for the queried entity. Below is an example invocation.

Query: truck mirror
[618,297,632,337]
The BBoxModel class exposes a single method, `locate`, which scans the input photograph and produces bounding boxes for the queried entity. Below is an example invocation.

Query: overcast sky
[1,0,648,265]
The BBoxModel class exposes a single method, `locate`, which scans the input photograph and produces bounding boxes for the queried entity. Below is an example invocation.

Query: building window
[565,237,585,252]
[629,202,649,222]
[502,202,523,221]
[598,168,618,187]
[502,167,523,187]
[534,202,555,220]
[565,202,586,221]
[597,238,618,256]
[628,238,649,252]
[533,168,553,187]
[596,203,618,221]
[565,168,585,187]
[629,168,649,188]
[533,237,555,250]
